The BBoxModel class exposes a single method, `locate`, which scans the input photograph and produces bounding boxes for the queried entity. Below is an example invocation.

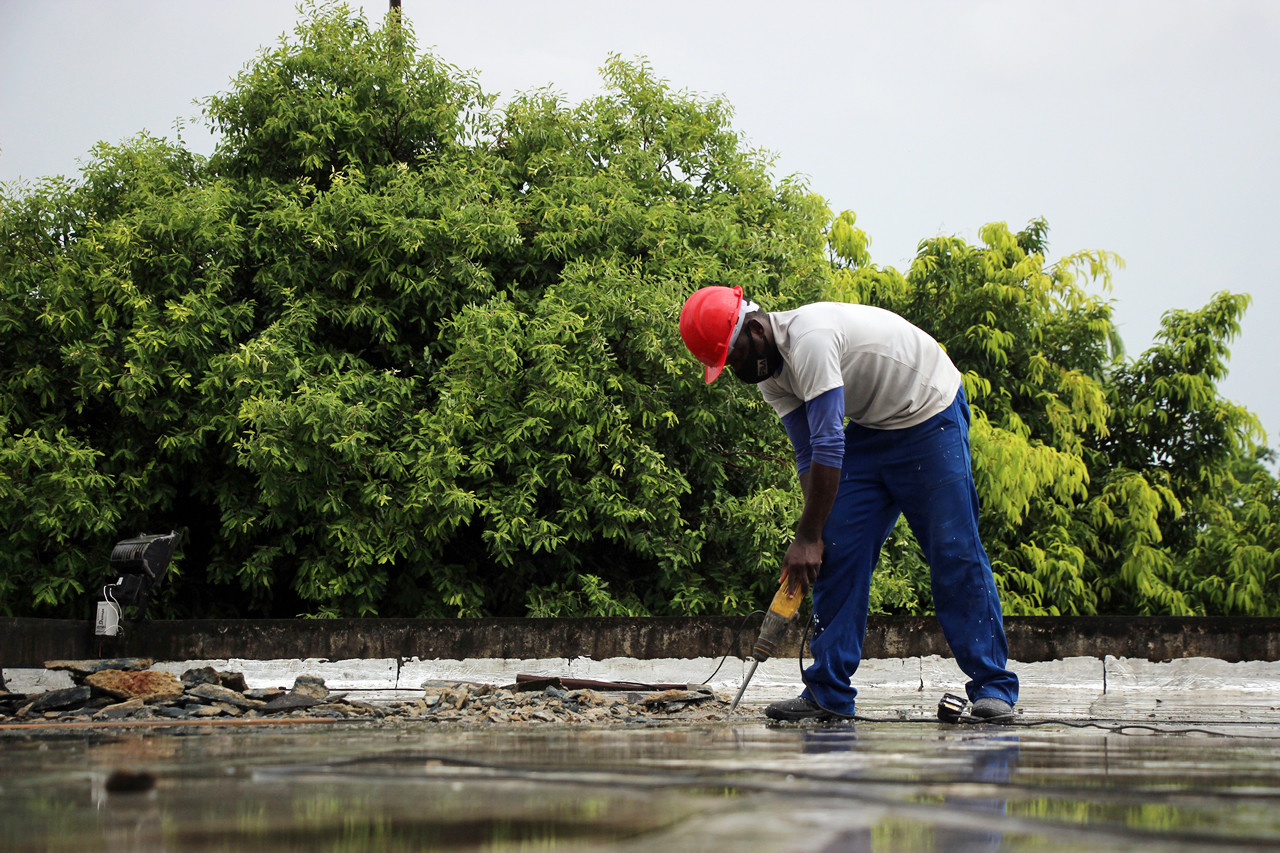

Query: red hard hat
[680,285,743,383]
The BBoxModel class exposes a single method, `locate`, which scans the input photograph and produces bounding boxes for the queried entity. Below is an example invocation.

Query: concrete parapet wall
[4,615,1280,667]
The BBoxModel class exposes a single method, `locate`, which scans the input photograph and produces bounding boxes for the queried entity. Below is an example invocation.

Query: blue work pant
[800,389,1019,715]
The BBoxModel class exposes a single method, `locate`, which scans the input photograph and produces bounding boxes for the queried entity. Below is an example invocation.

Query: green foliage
[0,421,121,610]
[1,2,1274,619]
[829,217,1278,616]
[1181,450,1280,614]
[0,3,823,618]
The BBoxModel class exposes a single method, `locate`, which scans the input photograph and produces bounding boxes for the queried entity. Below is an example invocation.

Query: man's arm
[778,387,845,593]
[783,461,840,592]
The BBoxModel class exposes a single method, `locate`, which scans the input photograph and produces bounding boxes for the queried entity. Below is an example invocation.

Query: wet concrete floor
[4,717,1280,852]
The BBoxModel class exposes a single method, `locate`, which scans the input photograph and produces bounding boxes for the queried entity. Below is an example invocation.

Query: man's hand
[781,535,823,594]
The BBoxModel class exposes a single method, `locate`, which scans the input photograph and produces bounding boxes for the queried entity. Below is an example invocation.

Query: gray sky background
[2,0,1277,455]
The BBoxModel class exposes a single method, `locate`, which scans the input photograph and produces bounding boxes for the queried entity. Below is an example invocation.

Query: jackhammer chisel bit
[727,581,803,716]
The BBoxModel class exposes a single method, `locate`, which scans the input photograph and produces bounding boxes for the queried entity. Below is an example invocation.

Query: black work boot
[969,697,1015,722]
[764,696,852,722]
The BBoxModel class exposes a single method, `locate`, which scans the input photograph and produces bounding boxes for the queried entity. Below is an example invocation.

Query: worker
[679,285,1019,722]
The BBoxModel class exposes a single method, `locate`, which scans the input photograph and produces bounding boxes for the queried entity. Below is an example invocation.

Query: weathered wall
[3,616,1278,667]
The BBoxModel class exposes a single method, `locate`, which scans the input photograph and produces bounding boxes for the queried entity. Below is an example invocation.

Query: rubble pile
[0,659,729,726]
[403,681,725,725]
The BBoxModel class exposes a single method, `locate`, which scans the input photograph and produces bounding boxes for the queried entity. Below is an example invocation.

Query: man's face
[727,319,781,384]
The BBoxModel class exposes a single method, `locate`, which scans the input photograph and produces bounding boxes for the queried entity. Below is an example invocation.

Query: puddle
[4,719,1280,850]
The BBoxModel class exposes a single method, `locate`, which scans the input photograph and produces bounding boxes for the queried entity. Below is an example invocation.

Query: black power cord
[700,609,766,685]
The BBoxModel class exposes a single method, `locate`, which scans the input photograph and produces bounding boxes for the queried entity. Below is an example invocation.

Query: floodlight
[95,531,181,637]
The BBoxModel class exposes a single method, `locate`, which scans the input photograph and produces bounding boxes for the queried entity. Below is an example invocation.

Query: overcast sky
[2,0,1277,453]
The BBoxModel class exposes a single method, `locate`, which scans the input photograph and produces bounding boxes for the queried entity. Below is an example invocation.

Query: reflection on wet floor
[4,719,1280,851]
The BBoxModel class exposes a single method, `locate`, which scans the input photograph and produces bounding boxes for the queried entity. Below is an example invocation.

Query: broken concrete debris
[0,661,730,726]
[408,681,722,724]
[24,685,93,714]
[85,669,185,702]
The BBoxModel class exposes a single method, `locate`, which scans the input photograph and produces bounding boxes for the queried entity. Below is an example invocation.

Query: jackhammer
[726,580,804,715]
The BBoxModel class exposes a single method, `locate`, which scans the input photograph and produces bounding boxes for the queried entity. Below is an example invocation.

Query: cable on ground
[717,606,1280,740]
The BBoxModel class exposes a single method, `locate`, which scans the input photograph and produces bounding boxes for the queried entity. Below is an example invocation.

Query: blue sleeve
[806,386,845,471]
[781,407,813,475]
[780,387,845,475]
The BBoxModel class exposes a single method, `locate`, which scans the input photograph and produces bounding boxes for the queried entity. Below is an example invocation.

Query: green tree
[2,3,1274,621]
[1180,449,1280,615]
[1096,294,1274,614]
[826,215,1277,616]
[0,3,823,619]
